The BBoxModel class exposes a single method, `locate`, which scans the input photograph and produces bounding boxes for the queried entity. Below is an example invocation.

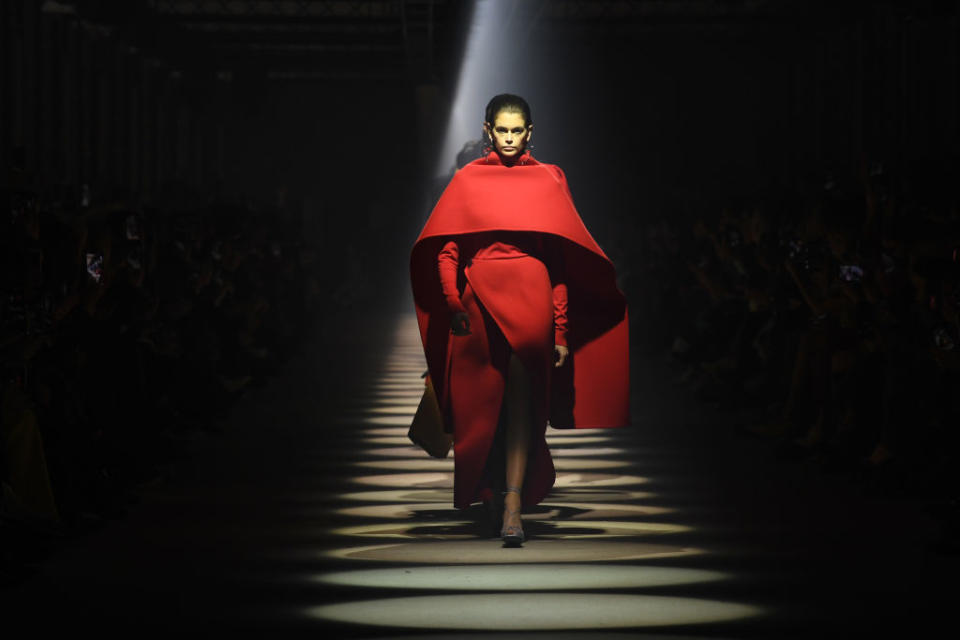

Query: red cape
[411,152,630,429]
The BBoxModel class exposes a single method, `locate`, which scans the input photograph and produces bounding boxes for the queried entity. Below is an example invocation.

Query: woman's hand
[554,344,569,367]
[450,311,471,335]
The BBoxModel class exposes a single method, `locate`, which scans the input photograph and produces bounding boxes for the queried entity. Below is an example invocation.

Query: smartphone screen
[85,252,103,283]
[839,264,863,283]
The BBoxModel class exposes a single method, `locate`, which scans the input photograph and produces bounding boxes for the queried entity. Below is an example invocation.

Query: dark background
[2,2,960,631]
[3,1,957,258]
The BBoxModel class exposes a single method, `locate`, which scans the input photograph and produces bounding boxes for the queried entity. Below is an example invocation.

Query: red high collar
[484,149,534,166]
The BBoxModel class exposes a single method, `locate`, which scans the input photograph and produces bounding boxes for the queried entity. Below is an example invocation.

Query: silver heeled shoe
[500,486,525,547]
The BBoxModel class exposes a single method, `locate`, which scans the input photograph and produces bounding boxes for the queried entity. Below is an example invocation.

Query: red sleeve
[438,240,466,313]
[548,238,568,347]
[553,283,568,347]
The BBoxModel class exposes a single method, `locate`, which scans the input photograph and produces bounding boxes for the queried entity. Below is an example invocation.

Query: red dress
[438,232,568,508]
[411,151,630,510]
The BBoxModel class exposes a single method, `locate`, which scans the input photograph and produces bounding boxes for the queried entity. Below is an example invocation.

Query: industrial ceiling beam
[149,0,401,20]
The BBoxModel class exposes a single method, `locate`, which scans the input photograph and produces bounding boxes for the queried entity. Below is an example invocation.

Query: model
[410,94,629,546]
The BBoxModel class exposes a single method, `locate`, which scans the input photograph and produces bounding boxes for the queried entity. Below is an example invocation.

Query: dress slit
[448,253,556,508]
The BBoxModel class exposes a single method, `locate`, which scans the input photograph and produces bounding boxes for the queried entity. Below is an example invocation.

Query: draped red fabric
[410,151,630,507]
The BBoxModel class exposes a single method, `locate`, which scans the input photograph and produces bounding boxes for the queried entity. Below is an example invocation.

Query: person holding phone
[410,94,630,546]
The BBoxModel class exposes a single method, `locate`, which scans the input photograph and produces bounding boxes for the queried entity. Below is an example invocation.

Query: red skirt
[446,254,556,509]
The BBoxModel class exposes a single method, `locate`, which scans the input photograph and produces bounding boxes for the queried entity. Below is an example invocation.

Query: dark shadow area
[1,0,959,635]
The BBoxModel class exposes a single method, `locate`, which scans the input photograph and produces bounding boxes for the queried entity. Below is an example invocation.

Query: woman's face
[484,110,531,161]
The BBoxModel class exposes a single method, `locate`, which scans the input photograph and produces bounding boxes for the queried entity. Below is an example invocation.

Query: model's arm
[553,282,568,348]
[547,238,570,366]
[438,240,470,334]
[438,240,465,312]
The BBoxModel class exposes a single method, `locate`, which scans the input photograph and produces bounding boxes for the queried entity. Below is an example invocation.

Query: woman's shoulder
[454,156,569,190]
[534,162,570,190]
[541,162,565,179]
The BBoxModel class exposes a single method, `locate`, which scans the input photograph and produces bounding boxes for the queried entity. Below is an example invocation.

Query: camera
[839,264,864,283]
[933,326,956,351]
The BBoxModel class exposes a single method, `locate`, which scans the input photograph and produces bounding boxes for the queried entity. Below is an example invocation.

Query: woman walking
[411,94,629,546]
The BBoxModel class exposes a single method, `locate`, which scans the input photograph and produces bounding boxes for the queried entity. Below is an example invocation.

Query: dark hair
[484,94,532,127]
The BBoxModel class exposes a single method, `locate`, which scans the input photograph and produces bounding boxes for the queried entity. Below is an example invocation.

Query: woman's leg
[503,352,533,531]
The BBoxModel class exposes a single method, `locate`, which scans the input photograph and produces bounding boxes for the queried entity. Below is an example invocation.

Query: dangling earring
[481,136,494,159]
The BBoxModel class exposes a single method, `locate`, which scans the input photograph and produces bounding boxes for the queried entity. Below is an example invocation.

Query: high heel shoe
[500,486,525,547]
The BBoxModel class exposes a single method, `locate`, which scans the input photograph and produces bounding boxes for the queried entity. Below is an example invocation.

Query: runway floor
[5,311,956,636]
